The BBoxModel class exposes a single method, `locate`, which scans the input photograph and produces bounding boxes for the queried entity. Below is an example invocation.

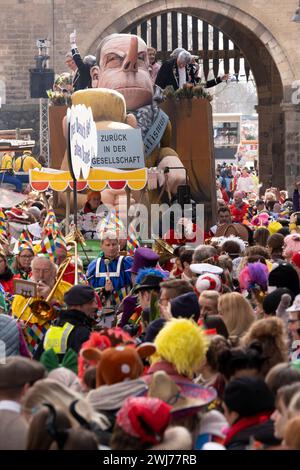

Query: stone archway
[86,0,298,191]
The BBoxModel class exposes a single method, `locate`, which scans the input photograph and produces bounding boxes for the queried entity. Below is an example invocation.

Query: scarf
[83,202,97,214]
[132,104,160,141]
[87,378,148,411]
[224,411,272,446]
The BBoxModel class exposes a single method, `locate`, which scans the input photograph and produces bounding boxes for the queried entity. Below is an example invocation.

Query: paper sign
[14,279,37,298]
[69,104,97,179]
[92,128,145,169]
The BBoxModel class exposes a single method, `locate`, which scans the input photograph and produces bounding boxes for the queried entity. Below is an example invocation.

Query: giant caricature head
[91,34,153,111]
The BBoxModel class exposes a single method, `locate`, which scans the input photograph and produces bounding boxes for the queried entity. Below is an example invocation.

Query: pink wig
[251,213,269,227]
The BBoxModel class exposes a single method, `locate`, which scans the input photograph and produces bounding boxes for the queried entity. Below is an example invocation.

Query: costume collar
[95,256,124,278]
[0,400,21,413]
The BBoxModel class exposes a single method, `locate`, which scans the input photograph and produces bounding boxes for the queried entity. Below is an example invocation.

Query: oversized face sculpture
[91,34,153,111]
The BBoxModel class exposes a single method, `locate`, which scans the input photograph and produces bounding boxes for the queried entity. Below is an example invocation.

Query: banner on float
[68,104,97,179]
[92,128,145,169]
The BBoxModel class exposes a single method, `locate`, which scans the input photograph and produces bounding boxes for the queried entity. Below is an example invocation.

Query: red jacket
[230,203,249,223]
[163,223,203,245]
[62,262,76,285]
[0,278,14,295]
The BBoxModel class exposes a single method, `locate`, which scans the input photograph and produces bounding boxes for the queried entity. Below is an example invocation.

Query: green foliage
[163,84,213,101]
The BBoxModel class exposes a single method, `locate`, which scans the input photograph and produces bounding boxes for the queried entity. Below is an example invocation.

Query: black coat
[226,419,280,450]
[155,58,222,91]
[71,48,92,91]
[34,309,93,360]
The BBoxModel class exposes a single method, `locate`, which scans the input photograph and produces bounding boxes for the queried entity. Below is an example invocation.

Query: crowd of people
[2,32,300,453]
[0,165,299,451]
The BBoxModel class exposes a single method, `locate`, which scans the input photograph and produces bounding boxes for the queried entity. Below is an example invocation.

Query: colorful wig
[153,318,207,379]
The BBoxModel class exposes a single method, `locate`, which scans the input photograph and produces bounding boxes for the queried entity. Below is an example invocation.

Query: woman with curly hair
[241,317,289,377]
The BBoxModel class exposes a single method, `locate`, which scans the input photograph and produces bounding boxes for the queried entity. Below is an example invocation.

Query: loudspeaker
[29,69,55,98]
[177,184,191,206]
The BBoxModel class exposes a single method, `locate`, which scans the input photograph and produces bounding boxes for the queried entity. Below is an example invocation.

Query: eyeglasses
[288,319,300,324]
[20,255,33,259]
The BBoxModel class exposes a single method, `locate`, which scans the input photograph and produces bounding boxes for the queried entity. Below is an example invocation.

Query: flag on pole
[98,209,125,239]
[17,229,34,253]
[43,208,59,235]
[0,209,7,239]
[54,229,67,251]
[19,229,32,244]
[40,229,57,262]
[127,222,141,255]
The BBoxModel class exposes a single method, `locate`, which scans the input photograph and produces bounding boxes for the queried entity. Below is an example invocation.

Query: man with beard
[34,285,98,360]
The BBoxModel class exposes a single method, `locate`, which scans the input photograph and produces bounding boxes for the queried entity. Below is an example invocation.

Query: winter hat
[127,247,159,274]
[196,274,222,294]
[224,376,274,417]
[81,343,156,387]
[170,292,200,321]
[263,288,293,315]
[116,397,171,445]
[268,263,300,298]
[144,318,166,343]
[64,285,96,306]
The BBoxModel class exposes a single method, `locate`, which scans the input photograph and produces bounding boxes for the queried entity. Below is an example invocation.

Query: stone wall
[0,102,40,154]
[0,0,298,104]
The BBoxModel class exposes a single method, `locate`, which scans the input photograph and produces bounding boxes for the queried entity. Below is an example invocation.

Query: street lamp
[292,0,300,21]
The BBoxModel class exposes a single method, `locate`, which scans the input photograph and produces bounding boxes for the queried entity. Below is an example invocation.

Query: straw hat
[215,223,249,242]
[148,371,216,418]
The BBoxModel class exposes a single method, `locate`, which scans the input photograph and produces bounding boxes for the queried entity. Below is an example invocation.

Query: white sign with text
[92,128,145,169]
[69,104,97,179]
